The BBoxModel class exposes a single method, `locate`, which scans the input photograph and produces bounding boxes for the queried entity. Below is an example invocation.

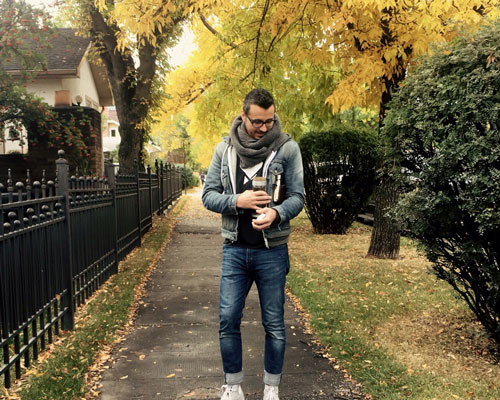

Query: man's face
[241,104,275,141]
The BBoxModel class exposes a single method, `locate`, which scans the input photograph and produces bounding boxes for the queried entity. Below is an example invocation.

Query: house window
[110,129,117,137]
[0,126,28,155]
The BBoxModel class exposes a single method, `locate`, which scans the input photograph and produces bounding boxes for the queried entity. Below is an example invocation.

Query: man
[202,88,304,400]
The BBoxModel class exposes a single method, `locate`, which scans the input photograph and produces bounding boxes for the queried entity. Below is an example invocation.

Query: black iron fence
[0,150,182,388]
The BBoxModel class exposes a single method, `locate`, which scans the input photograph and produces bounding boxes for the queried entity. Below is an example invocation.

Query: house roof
[41,28,91,73]
[5,28,113,106]
[5,28,90,74]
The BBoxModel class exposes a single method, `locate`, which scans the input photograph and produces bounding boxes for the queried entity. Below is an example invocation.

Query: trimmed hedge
[299,124,378,234]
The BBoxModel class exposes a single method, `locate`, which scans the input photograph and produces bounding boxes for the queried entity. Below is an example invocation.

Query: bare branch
[185,81,214,105]
[252,0,271,85]
[198,13,237,49]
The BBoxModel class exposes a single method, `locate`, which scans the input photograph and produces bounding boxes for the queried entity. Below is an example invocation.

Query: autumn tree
[171,114,198,171]
[0,0,48,138]
[61,0,218,172]
[151,1,346,167]
[301,0,499,259]
[279,0,499,258]
[169,0,499,258]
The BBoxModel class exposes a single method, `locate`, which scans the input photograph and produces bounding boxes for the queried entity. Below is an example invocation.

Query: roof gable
[4,28,113,107]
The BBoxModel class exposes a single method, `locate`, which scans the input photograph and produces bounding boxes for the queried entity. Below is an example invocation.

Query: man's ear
[240,109,246,120]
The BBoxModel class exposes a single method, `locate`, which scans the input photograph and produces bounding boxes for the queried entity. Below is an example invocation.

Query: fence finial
[55,150,69,197]
[7,168,13,192]
[26,169,32,200]
[26,169,32,188]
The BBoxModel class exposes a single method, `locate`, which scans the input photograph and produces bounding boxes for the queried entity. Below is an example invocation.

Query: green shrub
[385,22,500,346]
[178,164,199,189]
[299,124,378,234]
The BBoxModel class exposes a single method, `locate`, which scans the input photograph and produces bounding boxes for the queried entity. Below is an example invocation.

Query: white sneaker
[220,384,245,400]
[263,384,279,400]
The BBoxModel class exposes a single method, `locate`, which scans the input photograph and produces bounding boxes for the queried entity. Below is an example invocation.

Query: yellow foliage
[153,0,499,166]
[288,0,500,111]
[92,0,221,51]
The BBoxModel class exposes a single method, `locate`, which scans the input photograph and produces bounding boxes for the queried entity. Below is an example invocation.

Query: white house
[2,28,113,154]
[102,107,121,154]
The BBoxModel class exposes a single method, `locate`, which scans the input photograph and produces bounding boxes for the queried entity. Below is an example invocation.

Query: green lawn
[287,212,499,400]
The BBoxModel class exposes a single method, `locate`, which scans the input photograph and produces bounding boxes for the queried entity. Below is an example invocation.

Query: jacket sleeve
[202,142,239,215]
[272,141,304,223]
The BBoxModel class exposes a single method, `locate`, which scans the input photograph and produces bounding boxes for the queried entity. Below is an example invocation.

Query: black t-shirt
[230,157,266,248]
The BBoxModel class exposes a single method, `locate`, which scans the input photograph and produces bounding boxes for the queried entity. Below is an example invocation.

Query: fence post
[174,166,178,199]
[164,163,168,208]
[161,161,166,213]
[136,162,142,247]
[148,165,153,221]
[183,165,187,195]
[55,150,74,331]
[168,164,173,207]
[173,165,177,200]
[177,167,182,199]
[156,160,161,215]
[105,161,119,274]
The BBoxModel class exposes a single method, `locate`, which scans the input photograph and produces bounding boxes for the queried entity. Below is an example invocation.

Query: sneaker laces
[221,384,244,399]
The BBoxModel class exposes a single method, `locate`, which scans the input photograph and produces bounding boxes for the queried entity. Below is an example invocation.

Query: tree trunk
[110,79,148,173]
[365,20,410,259]
[117,110,144,173]
[367,174,400,259]
[89,8,161,174]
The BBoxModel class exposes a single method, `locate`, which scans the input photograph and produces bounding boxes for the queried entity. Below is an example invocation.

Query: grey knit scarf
[229,114,290,168]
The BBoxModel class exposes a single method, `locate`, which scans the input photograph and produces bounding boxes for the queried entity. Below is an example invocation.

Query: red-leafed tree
[0,0,89,157]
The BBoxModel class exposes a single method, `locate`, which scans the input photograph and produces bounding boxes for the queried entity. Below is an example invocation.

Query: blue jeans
[219,244,289,386]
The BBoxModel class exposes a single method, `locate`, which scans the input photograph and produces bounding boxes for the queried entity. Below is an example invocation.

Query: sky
[169,28,197,67]
[26,0,57,13]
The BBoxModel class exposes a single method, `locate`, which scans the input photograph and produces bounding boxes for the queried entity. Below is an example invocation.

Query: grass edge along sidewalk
[286,212,500,400]
[1,197,188,400]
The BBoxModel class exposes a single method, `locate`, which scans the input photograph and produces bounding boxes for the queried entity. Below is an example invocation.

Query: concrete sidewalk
[99,189,364,400]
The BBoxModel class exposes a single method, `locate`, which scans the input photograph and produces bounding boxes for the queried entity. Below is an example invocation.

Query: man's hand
[236,190,271,210]
[252,207,277,231]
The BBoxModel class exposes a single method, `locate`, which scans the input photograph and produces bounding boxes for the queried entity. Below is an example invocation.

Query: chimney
[54,90,71,107]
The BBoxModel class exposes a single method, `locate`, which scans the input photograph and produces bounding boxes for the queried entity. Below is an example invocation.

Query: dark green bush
[385,22,500,346]
[178,164,199,189]
[299,124,378,234]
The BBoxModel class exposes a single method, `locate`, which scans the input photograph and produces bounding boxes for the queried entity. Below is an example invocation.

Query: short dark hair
[243,88,275,115]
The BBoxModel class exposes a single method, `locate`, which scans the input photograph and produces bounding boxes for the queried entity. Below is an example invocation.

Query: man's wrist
[235,193,242,208]
[271,207,280,223]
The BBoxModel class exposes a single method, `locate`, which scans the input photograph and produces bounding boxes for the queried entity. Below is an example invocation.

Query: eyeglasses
[247,115,276,129]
